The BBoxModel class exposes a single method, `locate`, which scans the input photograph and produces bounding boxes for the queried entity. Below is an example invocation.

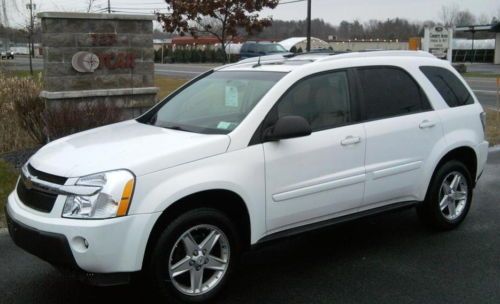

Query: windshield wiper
[162,124,194,133]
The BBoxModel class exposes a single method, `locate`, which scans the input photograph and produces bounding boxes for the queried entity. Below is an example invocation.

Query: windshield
[263,44,287,53]
[141,71,285,134]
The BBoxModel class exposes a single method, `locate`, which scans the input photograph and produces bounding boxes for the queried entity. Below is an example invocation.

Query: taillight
[479,112,486,132]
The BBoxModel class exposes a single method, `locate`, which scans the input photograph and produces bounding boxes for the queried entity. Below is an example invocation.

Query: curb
[489,146,500,153]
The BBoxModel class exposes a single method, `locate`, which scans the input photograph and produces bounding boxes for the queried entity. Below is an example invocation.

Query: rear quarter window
[420,66,474,107]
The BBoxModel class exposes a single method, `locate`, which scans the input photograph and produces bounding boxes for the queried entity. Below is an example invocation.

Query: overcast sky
[11,0,500,28]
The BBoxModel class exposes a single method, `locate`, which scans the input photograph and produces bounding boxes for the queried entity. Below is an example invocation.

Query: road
[1,150,499,304]
[3,56,499,110]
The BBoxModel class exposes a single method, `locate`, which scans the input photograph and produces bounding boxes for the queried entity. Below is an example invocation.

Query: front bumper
[6,207,78,268]
[6,191,161,275]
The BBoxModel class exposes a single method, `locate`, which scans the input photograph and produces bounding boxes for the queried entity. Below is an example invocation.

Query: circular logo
[72,51,100,73]
[24,176,33,190]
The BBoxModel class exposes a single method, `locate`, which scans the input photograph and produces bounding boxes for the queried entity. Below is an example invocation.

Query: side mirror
[264,115,312,142]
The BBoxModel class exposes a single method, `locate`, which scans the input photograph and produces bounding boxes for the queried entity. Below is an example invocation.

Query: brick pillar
[38,12,159,123]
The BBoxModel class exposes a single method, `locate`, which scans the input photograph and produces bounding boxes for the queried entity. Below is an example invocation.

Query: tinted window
[357,67,431,120]
[420,66,473,107]
[277,71,352,131]
[247,44,257,53]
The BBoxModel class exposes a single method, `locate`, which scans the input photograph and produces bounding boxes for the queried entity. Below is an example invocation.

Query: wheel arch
[425,146,478,200]
[141,189,251,271]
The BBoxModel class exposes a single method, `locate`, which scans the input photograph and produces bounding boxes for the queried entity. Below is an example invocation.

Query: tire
[149,208,240,303]
[417,160,473,230]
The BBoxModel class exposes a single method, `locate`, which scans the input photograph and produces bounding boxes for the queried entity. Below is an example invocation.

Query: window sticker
[217,121,238,130]
[225,86,239,107]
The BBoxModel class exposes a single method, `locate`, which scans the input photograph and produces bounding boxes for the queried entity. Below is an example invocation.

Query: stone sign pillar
[38,12,158,124]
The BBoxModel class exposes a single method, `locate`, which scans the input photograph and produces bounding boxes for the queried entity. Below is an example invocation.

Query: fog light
[72,236,90,252]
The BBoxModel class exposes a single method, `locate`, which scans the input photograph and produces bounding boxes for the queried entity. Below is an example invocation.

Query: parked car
[6,51,488,303]
[239,41,290,59]
[1,49,14,59]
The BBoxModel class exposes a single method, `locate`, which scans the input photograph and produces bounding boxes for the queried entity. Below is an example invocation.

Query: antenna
[253,56,262,68]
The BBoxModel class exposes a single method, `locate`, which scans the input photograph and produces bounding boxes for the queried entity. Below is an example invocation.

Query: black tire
[149,208,240,303]
[417,160,473,230]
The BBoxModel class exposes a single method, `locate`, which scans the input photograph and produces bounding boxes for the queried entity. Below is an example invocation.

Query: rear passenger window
[357,67,431,120]
[420,66,473,107]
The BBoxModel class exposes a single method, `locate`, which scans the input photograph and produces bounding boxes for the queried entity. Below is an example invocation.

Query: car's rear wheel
[417,160,473,230]
[149,208,240,303]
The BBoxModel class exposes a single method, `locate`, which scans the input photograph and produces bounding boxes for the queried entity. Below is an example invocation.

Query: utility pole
[27,0,35,76]
[306,0,311,52]
[107,0,111,13]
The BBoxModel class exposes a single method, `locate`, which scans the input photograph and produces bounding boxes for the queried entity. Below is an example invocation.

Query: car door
[262,70,367,233]
[356,66,443,210]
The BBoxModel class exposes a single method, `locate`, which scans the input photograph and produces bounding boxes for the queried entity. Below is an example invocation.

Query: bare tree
[86,0,96,13]
[455,10,476,26]
[439,3,460,26]
[477,13,490,25]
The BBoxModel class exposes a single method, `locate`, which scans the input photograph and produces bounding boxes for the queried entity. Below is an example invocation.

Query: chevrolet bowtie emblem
[24,175,34,190]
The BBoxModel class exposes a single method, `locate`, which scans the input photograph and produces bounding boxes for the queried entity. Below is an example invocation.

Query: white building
[279,37,330,52]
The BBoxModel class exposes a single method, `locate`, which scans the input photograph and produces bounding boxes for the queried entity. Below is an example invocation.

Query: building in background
[329,39,407,52]
[454,23,500,64]
[280,37,330,52]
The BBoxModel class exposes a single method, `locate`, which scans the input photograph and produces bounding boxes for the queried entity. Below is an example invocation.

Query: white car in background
[6,51,488,303]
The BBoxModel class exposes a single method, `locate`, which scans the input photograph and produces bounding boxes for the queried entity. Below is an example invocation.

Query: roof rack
[316,50,435,63]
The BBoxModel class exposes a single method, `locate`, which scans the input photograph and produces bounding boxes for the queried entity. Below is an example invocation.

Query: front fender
[131,145,266,244]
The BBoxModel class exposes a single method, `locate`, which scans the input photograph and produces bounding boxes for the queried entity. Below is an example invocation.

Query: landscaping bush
[0,72,124,150]
[453,64,467,74]
[0,73,42,153]
[162,48,237,63]
[43,101,122,140]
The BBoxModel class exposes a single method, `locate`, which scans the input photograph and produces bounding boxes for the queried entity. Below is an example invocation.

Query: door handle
[341,136,361,146]
[419,120,436,129]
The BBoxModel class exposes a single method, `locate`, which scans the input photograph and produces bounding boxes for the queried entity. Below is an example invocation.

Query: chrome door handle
[419,120,436,129]
[341,136,361,146]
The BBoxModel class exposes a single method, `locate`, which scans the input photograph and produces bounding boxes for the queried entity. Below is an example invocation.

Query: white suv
[6,51,489,303]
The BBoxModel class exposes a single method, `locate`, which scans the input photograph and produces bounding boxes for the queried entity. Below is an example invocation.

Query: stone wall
[38,12,158,126]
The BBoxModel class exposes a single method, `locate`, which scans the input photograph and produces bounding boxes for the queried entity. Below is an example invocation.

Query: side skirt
[254,201,419,247]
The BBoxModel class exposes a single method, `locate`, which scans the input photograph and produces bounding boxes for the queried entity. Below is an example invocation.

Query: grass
[0,160,18,228]
[486,108,500,146]
[155,76,188,100]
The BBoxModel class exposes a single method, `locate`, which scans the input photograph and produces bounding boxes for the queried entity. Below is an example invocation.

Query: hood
[29,120,231,177]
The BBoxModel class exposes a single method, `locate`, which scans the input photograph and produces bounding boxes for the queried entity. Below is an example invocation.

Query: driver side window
[277,71,352,132]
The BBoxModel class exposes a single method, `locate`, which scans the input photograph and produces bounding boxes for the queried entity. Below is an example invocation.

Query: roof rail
[316,50,436,63]
[236,54,289,64]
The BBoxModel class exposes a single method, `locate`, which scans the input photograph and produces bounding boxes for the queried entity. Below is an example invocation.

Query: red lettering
[97,52,136,70]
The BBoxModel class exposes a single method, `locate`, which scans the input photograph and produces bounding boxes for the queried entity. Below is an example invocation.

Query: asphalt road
[2,56,499,109]
[0,149,499,304]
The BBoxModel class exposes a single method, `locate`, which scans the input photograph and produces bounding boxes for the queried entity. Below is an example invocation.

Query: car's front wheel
[418,160,473,230]
[149,208,240,303]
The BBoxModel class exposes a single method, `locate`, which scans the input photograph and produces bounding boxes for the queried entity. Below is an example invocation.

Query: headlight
[62,170,135,219]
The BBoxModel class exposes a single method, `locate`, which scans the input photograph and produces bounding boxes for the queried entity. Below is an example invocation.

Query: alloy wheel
[438,171,468,221]
[168,224,230,296]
